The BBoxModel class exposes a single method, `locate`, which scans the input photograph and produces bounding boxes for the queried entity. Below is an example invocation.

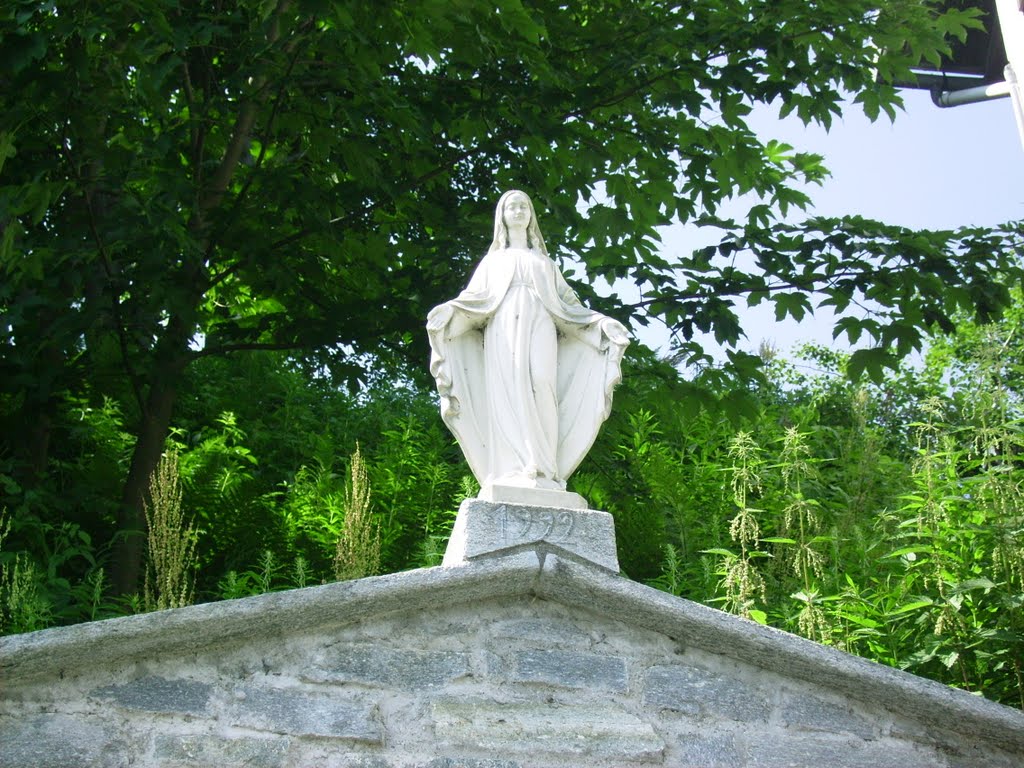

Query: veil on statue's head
[489,189,549,257]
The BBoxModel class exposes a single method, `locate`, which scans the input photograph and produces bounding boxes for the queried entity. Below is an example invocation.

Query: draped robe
[427,247,628,491]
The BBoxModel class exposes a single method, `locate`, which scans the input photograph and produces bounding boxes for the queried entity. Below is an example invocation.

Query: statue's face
[503,193,531,230]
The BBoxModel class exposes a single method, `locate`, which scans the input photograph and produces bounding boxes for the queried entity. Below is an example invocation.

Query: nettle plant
[655,332,1024,708]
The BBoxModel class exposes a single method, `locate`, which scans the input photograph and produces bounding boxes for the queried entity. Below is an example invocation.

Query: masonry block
[942,744,1024,768]
[421,759,522,768]
[0,714,126,768]
[506,648,628,693]
[489,618,591,646]
[91,675,212,715]
[671,732,743,768]
[225,684,382,742]
[779,691,876,739]
[740,733,946,768]
[643,664,771,723]
[153,734,289,768]
[311,644,470,689]
[318,757,394,768]
[432,700,665,762]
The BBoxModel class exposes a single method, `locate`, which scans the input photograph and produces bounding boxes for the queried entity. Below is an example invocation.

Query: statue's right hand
[427,304,454,332]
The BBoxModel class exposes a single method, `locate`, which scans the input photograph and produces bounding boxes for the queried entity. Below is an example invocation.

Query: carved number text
[499,507,576,544]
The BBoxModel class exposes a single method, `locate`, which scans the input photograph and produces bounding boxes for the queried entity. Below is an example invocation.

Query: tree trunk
[23,344,63,478]
[109,324,191,596]
[109,5,290,595]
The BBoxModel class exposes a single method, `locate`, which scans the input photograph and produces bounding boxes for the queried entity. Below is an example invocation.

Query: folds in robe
[427,247,628,490]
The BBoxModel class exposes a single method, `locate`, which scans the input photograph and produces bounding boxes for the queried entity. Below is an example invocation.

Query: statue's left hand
[600,317,629,347]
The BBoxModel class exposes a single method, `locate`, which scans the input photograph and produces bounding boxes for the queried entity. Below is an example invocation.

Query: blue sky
[648,89,1024,360]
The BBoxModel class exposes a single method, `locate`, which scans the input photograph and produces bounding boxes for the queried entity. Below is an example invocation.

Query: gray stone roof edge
[3,546,1023,754]
[1,551,545,683]
[535,552,1024,755]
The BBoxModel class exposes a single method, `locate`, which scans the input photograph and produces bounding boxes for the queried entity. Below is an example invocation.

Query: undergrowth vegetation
[2,306,1023,709]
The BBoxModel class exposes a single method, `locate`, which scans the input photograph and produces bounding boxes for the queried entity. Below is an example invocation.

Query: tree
[1,0,1018,593]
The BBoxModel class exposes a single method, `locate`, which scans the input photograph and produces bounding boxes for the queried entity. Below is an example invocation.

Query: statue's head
[490,190,548,256]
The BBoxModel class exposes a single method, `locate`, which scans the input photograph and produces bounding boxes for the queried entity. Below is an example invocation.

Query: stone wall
[2,550,1023,767]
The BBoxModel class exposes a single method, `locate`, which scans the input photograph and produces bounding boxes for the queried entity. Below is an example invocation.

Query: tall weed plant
[654,334,1024,708]
[334,444,381,581]
[143,452,197,611]
[0,511,51,633]
[0,505,122,634]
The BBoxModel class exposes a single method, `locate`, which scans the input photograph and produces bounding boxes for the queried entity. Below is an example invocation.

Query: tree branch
[59,122,148,417]
[194,0,293,227]
[206,30,310,288]
[193,340,306,359]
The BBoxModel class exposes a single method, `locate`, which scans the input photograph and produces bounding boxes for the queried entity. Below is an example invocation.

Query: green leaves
[772,292,812,323]
[649,216,1023,386]
[848,348,899,384]
[854,83,900,123]
[1,0,1017,598]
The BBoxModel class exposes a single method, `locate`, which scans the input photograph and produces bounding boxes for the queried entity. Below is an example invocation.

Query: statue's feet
[478,482,587,511]
[489,471,564,491]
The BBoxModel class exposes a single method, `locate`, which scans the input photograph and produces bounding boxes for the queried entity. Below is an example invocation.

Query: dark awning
[896,0,1009,91]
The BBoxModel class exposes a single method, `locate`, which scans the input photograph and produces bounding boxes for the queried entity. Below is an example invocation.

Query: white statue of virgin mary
[426,190,629,507]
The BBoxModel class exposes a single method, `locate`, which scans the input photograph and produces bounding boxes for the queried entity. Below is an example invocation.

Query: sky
[643,88,1024,362]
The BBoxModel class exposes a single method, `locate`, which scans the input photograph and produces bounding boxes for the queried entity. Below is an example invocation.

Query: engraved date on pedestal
[498,506,576,545]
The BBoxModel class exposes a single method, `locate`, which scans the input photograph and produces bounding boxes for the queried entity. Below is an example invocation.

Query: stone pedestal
[443,498,620,572]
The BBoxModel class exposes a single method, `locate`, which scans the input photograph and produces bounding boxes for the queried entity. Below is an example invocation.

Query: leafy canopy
[1,0,1020,592]
[1,0,1015,393]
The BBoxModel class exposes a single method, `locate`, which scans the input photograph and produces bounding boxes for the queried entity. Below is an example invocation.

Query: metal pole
[995,0,1024,150]
[932,80,1012,107]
